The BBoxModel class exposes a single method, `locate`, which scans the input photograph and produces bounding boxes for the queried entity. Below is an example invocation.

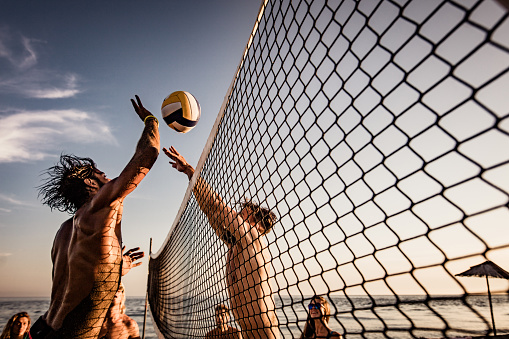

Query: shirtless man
[164,146,280,339]
[98,283,140,339]
[31,96,159,339]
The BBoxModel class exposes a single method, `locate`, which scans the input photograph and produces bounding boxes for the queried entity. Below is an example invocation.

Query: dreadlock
[239,199,277,235]
[38,154,98,214]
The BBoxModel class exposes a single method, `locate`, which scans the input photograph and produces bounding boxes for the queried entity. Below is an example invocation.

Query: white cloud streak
[0,109,117,163]
[0,27,38,70]
[0,26,81,99]
[0,193,27,206]
[0,71,81,99]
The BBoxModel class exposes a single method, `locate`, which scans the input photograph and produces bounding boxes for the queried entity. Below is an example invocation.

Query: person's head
[214,304,230,326]
[239,199,277,235]
[38,154,109,214]
[300,295,334,339]
[307,295,331,323]
[1,312,31,339]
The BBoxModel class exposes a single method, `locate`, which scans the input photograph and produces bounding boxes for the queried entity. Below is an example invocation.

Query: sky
[0,0,262,297]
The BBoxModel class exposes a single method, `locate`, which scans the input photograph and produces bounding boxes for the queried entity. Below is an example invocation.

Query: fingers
[135,95,144,109]
[130,95,143,110]
[170,146,179,155]
[123,247,140,255]
[163,146,178,155]
[130,98,138,112]
[131,95,152,122]
[126,251,144,260]
[163,146,180,161]
[131,251,144,260]
[123,247,144,262]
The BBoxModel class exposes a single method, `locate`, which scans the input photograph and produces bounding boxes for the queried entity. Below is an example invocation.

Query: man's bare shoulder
[56,218,74,237]
[52,218,73,254]
[73,193,123,233]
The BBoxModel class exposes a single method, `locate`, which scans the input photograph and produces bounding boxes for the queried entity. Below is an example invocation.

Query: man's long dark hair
[38,154,98,214]
[240,199,277,234]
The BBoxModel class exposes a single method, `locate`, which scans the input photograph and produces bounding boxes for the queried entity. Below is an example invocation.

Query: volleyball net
[148,0,509,337]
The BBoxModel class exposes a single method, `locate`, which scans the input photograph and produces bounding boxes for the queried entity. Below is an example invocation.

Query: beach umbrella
[456,260,509,336]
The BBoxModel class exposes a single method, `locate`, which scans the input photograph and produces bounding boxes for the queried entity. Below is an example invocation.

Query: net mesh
[148,0,509,337]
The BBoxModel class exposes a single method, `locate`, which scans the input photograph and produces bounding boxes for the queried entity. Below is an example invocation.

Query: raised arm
[163,146,245,244]
[90,96,160,211]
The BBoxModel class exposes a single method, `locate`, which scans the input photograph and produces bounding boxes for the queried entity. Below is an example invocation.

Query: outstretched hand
[122,246,145,276]
[163,146,195,180]
[131,95,153,122]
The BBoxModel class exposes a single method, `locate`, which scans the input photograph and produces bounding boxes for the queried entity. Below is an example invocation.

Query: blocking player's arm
[163,146,248,244]
[90,96,160,211]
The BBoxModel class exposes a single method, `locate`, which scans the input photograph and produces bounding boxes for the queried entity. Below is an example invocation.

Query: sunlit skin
[39,96,159,338]
[11,316,29,339]
[98,287,140,339]
[164,146,279,339]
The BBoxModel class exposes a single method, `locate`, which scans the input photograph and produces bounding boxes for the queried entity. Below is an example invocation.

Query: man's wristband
[144,115,159,127]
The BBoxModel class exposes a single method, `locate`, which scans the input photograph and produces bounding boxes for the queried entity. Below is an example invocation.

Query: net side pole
[148,303,165,339]
[151,0,269,259]
[142,237,152,339]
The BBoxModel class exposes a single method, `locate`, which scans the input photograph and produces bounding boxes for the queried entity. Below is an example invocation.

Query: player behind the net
[164,146,280,339]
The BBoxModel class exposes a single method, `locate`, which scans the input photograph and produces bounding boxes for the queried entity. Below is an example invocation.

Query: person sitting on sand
[1,312,31,339]
[300,296,341,339]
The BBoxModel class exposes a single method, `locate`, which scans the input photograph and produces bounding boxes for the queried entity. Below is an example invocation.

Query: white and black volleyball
[161,91,201,133]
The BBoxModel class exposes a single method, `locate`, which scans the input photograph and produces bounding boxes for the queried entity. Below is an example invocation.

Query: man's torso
[226,234,279,338]
[43,200,124,337]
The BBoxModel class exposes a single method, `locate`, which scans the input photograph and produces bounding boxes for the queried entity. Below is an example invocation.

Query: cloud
[0,194,35,211]
[0,193,28,206]
[0,26,81,99]
[0,109,117,163]
[0,27,38,70]
[0,193,37,215]
[0,253,12,257]
[0,71,81,99]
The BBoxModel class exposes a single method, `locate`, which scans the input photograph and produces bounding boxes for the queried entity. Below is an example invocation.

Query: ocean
[0,297,158,339]
[1,295,508,338]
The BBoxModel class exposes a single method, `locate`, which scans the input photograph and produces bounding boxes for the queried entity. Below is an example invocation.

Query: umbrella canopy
[456,260,509,336]
[456,260,509,279]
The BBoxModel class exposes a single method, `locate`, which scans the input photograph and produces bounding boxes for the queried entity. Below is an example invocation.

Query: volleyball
[161,91,201,133]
